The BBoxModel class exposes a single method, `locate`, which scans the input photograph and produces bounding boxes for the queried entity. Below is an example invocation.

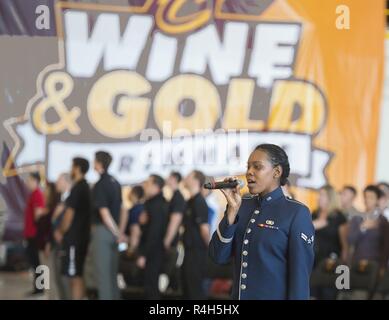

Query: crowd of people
[21,149,389,300]
[22,151,220,300]
[310,183,389,299]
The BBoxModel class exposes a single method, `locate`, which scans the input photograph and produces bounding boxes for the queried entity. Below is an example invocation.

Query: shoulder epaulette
[285,196,305,206]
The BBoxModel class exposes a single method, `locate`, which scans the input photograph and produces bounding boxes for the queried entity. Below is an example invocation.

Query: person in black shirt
[312,185,347,265]
[163,172,186,292]
[54,158,91,300]
[91,151,127,300]
[164,172,186,250]
[182,170,210,299]
[311,185,347,300]
[137,174,168,299]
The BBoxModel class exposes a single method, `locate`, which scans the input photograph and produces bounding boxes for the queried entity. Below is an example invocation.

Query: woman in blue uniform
[209,144,315,300]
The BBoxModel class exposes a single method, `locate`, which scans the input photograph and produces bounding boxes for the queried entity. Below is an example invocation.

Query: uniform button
[244,239,249,245]
[243,250,248,256]
[242,262,248,268]
[242,273,247,279]
[241,284,246,290]
[247,228,251,233]
[250,219,255,223]
[254,210,260,214]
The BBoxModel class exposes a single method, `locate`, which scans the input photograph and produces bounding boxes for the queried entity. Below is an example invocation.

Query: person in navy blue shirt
[209,144,315,300]
[126,185,144,255]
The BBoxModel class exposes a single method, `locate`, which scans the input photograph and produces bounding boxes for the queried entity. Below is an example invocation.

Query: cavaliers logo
[155,0,275,34]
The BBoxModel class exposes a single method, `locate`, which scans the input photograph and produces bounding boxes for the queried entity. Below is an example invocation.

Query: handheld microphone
[203,179,245,190]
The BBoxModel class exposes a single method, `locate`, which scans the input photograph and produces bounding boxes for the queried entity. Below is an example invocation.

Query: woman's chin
[247,184,260,195]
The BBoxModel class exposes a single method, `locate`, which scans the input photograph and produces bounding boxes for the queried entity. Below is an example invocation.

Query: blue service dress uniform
[209,186,315,300]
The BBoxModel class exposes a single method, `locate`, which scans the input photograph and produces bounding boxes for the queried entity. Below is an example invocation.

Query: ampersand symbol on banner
[32,71,81,135]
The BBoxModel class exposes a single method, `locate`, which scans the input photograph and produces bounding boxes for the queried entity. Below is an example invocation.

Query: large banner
[1,0,385,208]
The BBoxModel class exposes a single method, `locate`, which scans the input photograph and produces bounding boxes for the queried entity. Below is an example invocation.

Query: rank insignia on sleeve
[301,232,314,244]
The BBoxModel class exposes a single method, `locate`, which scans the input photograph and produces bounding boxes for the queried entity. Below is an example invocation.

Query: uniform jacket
[209,187,314,300]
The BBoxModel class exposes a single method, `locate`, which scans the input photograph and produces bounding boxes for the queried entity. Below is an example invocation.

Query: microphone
[203,179,245,190]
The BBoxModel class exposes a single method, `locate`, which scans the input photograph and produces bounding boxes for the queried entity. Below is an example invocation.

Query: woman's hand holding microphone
[219,177,243,225]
